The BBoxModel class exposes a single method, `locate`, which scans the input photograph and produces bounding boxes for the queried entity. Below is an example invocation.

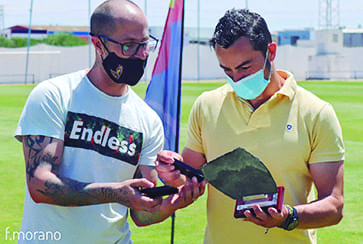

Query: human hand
[155,150,185,186]
[162,176,207,212]
[243,204,289,228]
[113,178,162,212]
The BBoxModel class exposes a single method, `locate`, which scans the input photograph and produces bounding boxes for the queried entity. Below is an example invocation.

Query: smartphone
[140,185,178,198]
[173,158,205,182]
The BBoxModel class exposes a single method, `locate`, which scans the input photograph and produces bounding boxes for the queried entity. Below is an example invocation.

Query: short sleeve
[137,111,164,166]
[309,103,345,164]
[14,81,66,142]
[184,96,204,153]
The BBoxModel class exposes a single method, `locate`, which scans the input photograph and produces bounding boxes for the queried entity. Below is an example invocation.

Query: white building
[1,25,48,39]
[1,27,363,83]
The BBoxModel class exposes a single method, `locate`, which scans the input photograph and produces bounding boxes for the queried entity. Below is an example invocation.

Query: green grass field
[0,81,362,243]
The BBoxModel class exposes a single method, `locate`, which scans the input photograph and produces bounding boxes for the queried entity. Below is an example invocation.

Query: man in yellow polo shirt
[155,8,344,243]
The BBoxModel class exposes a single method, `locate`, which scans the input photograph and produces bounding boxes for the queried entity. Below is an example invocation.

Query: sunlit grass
[1,80,362,243]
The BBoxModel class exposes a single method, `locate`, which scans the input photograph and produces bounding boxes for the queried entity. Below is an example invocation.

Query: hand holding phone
[140,185,178,198]
[173,159,205,182]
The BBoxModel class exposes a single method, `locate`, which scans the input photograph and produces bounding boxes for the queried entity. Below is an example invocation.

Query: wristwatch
[278,205,299,231]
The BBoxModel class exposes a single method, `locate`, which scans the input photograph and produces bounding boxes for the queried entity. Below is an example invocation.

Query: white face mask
[226,50,272,100]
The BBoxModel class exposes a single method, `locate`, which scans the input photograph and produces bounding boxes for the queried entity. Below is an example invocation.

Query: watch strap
[278,205,299,231]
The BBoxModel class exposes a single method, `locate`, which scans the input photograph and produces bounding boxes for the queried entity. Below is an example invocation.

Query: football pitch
[0,80,362,243]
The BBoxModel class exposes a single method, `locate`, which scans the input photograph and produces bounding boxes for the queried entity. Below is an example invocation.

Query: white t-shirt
[14,70,164,244]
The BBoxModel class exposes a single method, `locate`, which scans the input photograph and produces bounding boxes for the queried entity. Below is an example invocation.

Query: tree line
[0,33,88,48]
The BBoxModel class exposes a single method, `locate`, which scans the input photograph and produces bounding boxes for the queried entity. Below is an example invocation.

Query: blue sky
[0,0,361,31]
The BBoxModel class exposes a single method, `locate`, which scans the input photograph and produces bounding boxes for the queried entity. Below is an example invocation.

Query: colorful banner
[144,0,184,152]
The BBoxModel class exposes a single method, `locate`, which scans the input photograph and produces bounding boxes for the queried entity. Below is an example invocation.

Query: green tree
[0,32,88,48]
[43,32,88,46]
[0,36,16,47]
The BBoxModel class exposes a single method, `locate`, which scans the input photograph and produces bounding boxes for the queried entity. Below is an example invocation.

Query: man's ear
[91,36,104,56]
[267,42,277,62]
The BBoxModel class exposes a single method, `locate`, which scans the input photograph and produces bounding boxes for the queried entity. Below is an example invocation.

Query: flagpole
[25,0,34,84]
[197,0,200,82]
[175,0,184,154]
[88,0,92,68]
[144,0,148,81]
[170,0,184,242]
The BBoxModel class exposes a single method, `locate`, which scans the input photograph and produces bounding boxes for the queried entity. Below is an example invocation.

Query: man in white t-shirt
[14,0,206,243]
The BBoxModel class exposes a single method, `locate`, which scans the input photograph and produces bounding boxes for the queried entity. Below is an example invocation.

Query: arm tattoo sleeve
[24,135,133,206]
[25,136,58,182]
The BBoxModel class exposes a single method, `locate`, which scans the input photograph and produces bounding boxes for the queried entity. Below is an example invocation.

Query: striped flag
[144,0,184,152]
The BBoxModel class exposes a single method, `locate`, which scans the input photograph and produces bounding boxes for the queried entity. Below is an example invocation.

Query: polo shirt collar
[274,70,297,101]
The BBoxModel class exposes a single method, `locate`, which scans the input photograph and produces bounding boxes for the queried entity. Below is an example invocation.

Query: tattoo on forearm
[36,176,133,206]
[36,180,66,205]
[133,209,166,225]
[98,187,131,207]
[36,176,95,206]
[24,136,134,207]
[118,188,132,207]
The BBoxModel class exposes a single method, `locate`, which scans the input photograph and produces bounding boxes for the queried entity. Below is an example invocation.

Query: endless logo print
[64,112,143,166]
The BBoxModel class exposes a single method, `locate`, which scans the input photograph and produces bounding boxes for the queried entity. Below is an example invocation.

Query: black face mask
[102,52,147,86]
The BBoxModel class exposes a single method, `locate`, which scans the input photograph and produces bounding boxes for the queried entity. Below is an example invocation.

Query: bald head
[90,0,146,37]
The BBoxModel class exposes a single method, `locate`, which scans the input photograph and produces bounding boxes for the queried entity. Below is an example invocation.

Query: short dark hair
[210,9,272,56]
[90,0,138,37]
[90,2,116,37]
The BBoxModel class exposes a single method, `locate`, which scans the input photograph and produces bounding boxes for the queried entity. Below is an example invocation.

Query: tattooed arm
[130,165,207,226]
[23,135,162,212]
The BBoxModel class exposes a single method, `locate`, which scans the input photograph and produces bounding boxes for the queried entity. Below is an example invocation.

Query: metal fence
[49,73,65,79]
[1,71,363,84]
[305,70,363,80]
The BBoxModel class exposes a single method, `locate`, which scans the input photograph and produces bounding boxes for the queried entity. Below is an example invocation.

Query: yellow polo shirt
[185,71,345,244]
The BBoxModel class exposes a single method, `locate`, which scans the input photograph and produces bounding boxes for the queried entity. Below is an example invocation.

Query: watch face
[287,219,299,231]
